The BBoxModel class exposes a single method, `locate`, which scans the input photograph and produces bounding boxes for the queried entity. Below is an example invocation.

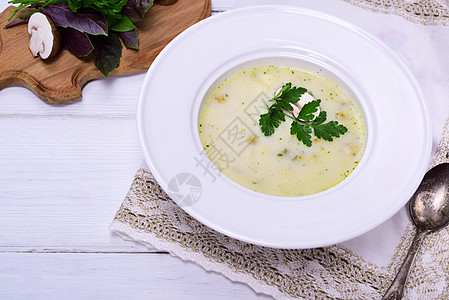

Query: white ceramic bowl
[137,5,431,248]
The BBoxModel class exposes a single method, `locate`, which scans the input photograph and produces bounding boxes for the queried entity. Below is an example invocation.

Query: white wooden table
[0,1,271,298]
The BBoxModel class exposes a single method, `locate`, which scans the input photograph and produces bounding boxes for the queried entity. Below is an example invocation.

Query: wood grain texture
[0,253,271,300]
[0,115,144,252]
[0,0,211,104]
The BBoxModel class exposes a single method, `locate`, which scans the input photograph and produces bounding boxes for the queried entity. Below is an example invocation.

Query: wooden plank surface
[0,253,271,299]
[0,75,145,252]
[0,1,271,299]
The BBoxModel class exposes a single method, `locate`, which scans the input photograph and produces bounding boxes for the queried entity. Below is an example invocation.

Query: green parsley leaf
[296,99,321,122]
[274,83,307,111]
[259,104,285,136]
[312,121,348,142]
[274,82,291,98]
[279,85,307,102]
[290,122,312,147]
[257,82,348,146]
[276,98,295,111]
[313,111,327,125]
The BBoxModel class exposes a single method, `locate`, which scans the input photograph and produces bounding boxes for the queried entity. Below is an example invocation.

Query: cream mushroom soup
[198,66,365,197]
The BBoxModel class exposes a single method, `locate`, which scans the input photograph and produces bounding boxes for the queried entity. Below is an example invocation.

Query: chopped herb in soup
[198,66,366,197]
[258,82,348,146]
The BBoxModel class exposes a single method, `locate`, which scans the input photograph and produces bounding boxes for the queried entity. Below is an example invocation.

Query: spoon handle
[382,229,427,300]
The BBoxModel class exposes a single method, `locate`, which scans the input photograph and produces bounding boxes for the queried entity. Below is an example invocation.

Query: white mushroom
[28,12,61,59]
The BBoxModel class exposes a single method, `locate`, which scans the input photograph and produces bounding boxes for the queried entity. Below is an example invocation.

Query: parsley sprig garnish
[258,83,348,147]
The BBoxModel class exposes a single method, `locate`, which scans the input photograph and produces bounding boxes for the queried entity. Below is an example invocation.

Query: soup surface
[198,65,365,197]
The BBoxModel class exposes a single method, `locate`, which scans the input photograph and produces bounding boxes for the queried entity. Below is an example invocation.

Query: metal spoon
[382,162,449,299]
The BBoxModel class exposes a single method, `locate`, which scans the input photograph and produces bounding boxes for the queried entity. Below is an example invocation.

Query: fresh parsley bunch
[7,0,154,76]
[259,83,348,147]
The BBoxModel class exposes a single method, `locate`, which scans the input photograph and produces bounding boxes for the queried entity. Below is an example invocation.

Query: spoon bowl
[410,163,449,231]
[383,162,449,299]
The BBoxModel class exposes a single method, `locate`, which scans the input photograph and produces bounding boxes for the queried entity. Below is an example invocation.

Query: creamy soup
[198,66,365,197]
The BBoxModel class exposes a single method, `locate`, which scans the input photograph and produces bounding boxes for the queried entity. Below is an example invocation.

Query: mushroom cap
[28,12,61,59]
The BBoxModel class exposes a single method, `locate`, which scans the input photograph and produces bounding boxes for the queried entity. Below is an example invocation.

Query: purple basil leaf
[116,29,139,49]
[62,28,94,57]
[122,0,154,22]
[4,18,28,29]
[91,32,123,77]
[42,2,108,36]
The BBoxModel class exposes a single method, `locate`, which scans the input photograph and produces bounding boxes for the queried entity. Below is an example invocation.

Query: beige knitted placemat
[343,0,449,25]
[111,117,449,299]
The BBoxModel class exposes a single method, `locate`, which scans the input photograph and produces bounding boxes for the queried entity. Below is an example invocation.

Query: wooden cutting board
[0,0,211,104]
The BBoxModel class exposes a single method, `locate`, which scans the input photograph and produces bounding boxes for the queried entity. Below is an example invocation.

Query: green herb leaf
[274,82,292,98]
[257,82,348,146]
[279,85,307,102]
[259,104,285,136]
[67,0,83,12]
[290,122,312,147]
[312,121,348,142]
[296,99,321,122]
[273,83,308,111]
[63,0,128,17]
[91,32,123,77]
[110,14,136,32]
[276,98,295,111]
[313,111,327,125]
